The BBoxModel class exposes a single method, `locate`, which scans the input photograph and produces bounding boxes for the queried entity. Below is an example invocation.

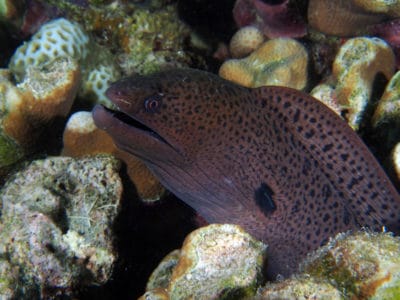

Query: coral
[308,0,400,37]
[219,38,308,89]
[62,111,165,202]
[229,26,265,58]
[142,224,267,299]
[233,0,307,39]
[19,2,201,76]
[310,83,342,116]
[0,57,80,168]
[119,4,193,75]
[79,60,121,108]
[302,231,400,299]
[307,30,342,79]
[372,70,400,127]
[9,18,89,81]
[0,0,24,23]
[352,0,400,16]
[0,259,19,299]
[9,16,122,107]
[308,0,384,36]
[257,277,342,299]
[145,249,181,291]
[392,143,400,182]
[332,37,395,130]
[0,155,122,299]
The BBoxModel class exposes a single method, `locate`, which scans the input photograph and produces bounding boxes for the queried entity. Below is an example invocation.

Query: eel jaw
[93,105,171,147]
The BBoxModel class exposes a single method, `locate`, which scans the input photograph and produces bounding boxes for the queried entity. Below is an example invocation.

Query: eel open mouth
[101,105,170,145]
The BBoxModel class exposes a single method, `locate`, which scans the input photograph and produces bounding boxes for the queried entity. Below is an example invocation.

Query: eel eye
[144,94,163,113]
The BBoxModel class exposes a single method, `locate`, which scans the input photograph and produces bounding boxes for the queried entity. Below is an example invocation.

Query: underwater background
[1,0,400,299]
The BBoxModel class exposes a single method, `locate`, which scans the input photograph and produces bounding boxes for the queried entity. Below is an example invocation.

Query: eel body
[92,68,400,278]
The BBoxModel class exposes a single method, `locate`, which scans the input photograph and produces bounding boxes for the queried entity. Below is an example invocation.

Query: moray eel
[92,68,400,278]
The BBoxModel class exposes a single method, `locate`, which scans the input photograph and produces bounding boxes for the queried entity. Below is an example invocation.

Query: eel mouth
[98,105,170,145]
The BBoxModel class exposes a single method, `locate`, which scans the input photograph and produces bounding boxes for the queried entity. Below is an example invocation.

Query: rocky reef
[0,0,400,298]
[0,155,122,299]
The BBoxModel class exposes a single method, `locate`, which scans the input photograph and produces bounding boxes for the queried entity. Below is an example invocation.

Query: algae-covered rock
[310,83,342,116]
[333,37,395,130]
[0,61,80,170]
[256,276,342,299]
[120,4,192,75]
[372,70,400,127]
[142,224,267,299]
[392,142,400,182]
[146,249,181,291]
[0,56,80,171]
[302,231,400,299]
[0,155,122,299]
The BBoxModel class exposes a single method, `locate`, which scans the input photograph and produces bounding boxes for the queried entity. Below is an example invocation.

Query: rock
[256,276,342,300]
[302,231,400,299]
[142,224,267,299]
[372,70,400,127]
[0,155,122,299]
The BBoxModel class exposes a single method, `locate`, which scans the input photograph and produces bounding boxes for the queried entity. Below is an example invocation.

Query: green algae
[302,231,400,299]
[0,130,24,167]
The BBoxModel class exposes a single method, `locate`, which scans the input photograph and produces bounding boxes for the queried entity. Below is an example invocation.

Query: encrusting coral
[141,227,400,299]
[257,277,342,299]
[310,83,342,116]
[0,56,80,168]
[62,111,165,202]
[302,231,400,299]
[372,70,400,127]
[229,26,265,58]
[141,224,267,299]
[310,37,398,131]
[391,142,400,183]
[219,38,308,89]
[0,155,122,299]
[332,37,395,130]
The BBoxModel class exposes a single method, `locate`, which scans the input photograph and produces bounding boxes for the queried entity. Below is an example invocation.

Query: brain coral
[9,18,89,81]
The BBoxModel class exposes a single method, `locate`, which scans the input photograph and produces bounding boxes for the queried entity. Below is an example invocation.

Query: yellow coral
[310,83,342,116]
[229,26,265,58]
[333,37,395,130]
[392,143,400,182]
[372,70,400,127]
[219,38,308,89]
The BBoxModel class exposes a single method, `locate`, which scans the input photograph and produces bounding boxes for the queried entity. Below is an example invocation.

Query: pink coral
[233,0,307,38]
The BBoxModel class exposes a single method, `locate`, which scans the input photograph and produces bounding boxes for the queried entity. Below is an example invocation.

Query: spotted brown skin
[92,68,400,278]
